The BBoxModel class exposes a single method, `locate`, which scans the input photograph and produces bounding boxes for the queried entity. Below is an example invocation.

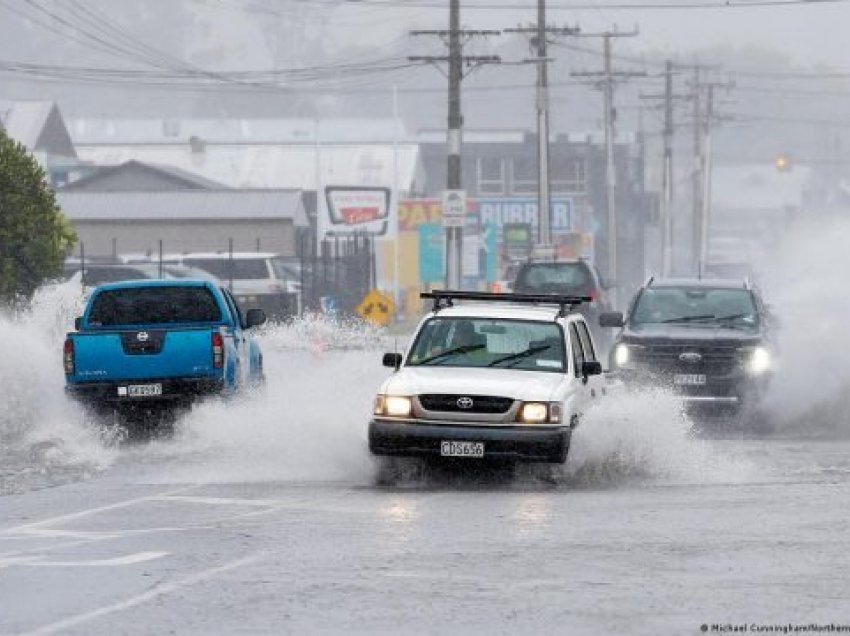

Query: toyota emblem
[457,397,474,410]
[679,351,702,363]
[136,331,150,342]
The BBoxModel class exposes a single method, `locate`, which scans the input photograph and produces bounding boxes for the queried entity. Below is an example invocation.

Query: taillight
[212,332,224,369]
[63,339,75,375]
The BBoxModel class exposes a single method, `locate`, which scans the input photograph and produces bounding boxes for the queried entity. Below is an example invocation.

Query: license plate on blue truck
[118,384,163,397]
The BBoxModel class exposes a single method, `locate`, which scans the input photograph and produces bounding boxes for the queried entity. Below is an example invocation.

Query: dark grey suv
[600,277,776,428]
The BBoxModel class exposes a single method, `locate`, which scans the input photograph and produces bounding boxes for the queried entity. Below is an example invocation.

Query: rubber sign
[324,186,391,236]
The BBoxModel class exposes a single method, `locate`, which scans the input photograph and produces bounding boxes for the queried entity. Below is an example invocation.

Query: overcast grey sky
[323,1,846,69]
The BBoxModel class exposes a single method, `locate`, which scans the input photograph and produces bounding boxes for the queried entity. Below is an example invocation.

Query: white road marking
[0,556,40,570]
[23,554,260,636]
[17,527,119,540]
[149,494,279,507]
[2,486,196,537]
[28,551,169,567]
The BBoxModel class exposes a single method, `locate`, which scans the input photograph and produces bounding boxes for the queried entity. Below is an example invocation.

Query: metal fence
[298,233,376,316]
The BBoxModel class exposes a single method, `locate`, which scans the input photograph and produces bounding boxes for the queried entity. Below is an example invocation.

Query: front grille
[418,394,514,414]
[632,344,743,375]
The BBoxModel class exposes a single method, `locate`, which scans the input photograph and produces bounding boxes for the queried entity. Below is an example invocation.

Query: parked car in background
[180,252,300,321]
[61,263,219,296]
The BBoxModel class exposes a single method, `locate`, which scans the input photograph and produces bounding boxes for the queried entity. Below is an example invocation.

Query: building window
[511,156,537,195]
[477,157,505,195]
[551,156,586,194]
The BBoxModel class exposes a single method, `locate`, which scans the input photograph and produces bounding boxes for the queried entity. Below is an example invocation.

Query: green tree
[0,128,76,304]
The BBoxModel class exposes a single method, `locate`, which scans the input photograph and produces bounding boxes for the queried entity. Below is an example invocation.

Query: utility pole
[447,0,463,287]
[661,60,674,277]
[691,65,702,274]
[640,61,682,276]
[505,11,578,254]
[535,0,552,250]
[699,83,714,276]
[570,28,642,295]
[410,3,500,289]
[696,78,734,275]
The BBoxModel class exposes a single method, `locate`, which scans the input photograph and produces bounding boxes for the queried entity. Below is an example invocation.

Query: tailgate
[69,328,219,383]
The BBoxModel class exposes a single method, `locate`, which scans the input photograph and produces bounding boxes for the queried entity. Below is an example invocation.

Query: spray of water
[758,218,850,436]
[563,388,758,487]
[141,321,390,485]
[0,283,116,495]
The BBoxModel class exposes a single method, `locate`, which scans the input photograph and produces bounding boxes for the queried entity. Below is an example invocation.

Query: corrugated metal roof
[57,190,308,226]
[73,142,423,191]
[62,160,227,191]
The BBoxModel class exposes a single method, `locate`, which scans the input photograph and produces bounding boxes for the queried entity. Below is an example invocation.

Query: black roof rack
[420,290,591,318]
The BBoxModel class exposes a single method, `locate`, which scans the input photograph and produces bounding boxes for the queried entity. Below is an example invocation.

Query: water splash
[563,388,758,487]
[758,218,850,437]
[141,323,390,486]
[0,295,116,495]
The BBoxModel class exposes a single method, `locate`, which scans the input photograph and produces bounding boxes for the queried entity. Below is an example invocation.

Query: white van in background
[180,252,300,320]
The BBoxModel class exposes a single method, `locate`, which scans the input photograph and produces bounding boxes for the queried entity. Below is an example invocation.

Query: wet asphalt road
[2,439,850,636]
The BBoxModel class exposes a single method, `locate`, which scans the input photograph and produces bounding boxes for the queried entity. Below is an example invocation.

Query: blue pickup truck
[64,280,265,420]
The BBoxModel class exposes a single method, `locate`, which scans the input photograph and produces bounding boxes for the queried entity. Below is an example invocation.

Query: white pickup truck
[369,291,606,464]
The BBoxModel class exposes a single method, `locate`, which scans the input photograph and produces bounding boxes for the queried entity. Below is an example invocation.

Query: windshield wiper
[415,343,485,365]
[714,313,750,322]
[660,314,716,323]
[488,345,550,368]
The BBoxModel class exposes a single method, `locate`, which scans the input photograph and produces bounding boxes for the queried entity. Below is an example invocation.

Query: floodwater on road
[3,287,850,634]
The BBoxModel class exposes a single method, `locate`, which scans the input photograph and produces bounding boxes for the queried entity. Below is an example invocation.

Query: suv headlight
[613,343,640,369]
[747,346,772,375]
[374,394,412,417]
[517,402,562,424]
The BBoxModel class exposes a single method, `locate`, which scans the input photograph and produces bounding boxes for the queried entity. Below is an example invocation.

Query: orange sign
[398,199,443,231]
[398,198,481,232]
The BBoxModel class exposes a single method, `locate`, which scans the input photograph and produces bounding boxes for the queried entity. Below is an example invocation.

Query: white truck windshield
[408,318,565,372]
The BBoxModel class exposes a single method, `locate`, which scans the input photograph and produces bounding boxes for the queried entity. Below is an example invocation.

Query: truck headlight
[518,402,561,424]
[747,346,771,375]
[374,395,412,417]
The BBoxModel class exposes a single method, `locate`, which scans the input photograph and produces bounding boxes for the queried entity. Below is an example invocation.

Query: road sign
[356,288,395,327]
[323,186,391,238]
[441,190,466,228]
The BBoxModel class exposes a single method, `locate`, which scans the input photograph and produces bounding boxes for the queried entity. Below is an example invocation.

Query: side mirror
[599,311,625,328]
[74,316,82,331]
[382,352,402,369]
[582,360,603,377]
[245,308,267,329]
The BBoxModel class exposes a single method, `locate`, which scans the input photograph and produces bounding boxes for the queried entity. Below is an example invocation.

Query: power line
[292,0,849,8]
